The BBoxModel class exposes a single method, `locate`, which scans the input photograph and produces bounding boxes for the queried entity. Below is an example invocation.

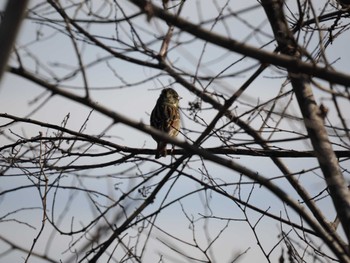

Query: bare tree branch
[261,0,350,245]
[0,0,28,83]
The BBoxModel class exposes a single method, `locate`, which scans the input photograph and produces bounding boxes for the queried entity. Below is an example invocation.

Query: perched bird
[150,88,181,159]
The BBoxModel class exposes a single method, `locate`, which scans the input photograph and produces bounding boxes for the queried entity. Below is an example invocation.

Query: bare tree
[1,0,350,262]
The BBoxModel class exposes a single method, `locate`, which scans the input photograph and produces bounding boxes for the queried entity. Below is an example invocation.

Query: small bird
[150,88,181,159]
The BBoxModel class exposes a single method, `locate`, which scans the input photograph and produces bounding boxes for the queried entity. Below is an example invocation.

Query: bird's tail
[156,142,167,159]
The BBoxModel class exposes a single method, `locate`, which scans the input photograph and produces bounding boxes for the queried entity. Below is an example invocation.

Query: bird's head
[160,88,181,106]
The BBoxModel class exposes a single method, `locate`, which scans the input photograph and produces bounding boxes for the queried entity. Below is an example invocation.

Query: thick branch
[128,0,350,87]
[0,0,28,83]
[8,65,349,262]
[261,0,350,250]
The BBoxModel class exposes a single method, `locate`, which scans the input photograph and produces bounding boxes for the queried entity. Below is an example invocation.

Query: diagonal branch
[0,0,28,83]
[261,0,350,249]
[8,65,350,263]
[128,0,350,87]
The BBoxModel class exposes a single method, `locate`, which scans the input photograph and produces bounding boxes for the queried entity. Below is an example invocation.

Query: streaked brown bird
[150,88,181,159]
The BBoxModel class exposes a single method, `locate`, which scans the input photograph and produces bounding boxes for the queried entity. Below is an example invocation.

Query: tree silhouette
[1,0,350,262]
